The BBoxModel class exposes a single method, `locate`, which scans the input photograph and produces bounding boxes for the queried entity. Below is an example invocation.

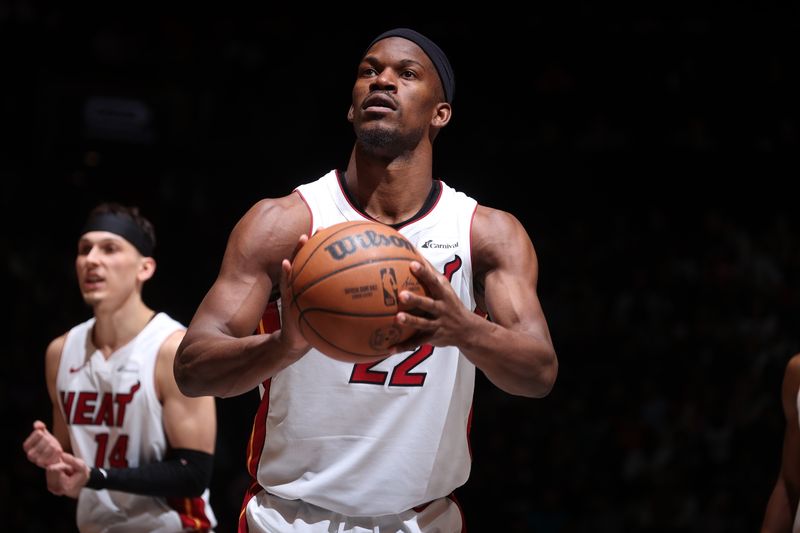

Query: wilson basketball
[289,220,429,363]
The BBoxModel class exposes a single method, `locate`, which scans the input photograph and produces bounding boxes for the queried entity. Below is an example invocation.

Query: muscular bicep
[189,217,275,339]
[473,208,552,342]
[185,195,310,340]
[158,332,216,453]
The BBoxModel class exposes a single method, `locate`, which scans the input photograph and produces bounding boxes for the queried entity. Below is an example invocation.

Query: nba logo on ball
[380,268,398,306]
[289,221,430,363]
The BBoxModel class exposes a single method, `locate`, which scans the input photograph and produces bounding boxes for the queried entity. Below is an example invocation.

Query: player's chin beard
[358,125,396,149]
[357,124,420,156]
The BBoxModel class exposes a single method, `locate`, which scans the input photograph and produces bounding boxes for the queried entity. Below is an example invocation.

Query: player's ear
[431,102,451,128]
[347,105,355,123]
[138,257,156,282]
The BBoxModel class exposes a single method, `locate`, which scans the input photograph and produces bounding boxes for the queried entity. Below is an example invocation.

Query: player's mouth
[362,93,397,112]
[83,274,105,290]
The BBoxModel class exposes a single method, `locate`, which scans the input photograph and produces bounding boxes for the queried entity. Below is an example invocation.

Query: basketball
[288,220,429,363]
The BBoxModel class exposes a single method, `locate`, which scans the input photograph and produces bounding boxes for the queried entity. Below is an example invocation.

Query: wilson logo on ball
[323,231,416,261]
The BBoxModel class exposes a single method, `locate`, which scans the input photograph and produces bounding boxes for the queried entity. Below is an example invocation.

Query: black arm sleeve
[85,448,213,498]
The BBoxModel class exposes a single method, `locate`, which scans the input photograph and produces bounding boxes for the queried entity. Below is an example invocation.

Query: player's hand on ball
[391,259,474,353]
[278,234,312,361]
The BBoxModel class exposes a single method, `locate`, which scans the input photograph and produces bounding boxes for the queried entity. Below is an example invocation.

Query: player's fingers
[409,260,448,295]
[396,311,435,330]
[46,461,71,474]
[28,438,58,467]
[291,234,309,260]
[61,452,85,471]
[398,290,436,312]
[280,259,292,291]
[22,430,42,453]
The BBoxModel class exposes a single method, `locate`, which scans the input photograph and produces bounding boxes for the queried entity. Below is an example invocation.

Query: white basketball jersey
[56,312,216,533]
[246,169,479,517]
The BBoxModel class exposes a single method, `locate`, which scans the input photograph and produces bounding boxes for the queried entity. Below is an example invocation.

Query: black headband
[367,28,455,104]
[82,212,155,257]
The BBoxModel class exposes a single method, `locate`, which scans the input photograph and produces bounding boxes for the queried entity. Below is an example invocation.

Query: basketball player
[762,353,800,532]
[174,27,558,532]
[22,202,218,533]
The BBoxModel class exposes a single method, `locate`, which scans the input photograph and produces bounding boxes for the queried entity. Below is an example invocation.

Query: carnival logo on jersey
[420,239,458,249]
[324,230,415,261]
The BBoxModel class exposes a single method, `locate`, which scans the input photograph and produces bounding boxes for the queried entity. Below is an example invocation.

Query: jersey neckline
[336,170,442,231]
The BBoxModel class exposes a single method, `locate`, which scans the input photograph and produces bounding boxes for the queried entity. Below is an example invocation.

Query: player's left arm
[158,330,217,453]
[394,205,557,397]
[152,329,216,492]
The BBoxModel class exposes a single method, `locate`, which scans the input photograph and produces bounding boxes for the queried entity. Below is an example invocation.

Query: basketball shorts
[241,490,464,532]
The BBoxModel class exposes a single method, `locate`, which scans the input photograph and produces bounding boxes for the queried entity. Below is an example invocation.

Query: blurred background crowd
[3,1,799,531]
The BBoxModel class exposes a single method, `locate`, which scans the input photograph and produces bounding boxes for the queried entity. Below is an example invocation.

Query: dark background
[4,2,800,532]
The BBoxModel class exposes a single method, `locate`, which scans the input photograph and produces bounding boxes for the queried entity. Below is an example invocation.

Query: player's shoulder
[786,352,800,375]
[44,332,71,379]
[156,328,185,365]
[473,204,522,226]
[238,193,311,239]
[780,352,800,393]
[45,332,69,360]
[472,204,529,243]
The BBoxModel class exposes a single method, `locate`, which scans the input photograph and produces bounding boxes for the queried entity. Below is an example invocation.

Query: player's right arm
[174,194,312,399]
[23,335,71,467]
[762,353,800,532]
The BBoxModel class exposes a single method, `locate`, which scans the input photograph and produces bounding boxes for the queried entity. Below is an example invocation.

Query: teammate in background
[174,27,558,532]
[762,353,800,532]
[23,202,217,533]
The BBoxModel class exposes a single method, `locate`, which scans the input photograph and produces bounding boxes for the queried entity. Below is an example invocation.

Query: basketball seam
[299,315,389,358]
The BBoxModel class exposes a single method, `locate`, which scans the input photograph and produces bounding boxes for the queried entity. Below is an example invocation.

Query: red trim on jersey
[241,300,281,528]
[237,480,265,533]
[334,169,371,222]
[466,402,474,461]
[246,378,271,478]
[246,301,280,478]
[165,496,212,531]
[294,188,315,237]
[258,299,282,335]
[334,169,445,230]
[442,255,462,282]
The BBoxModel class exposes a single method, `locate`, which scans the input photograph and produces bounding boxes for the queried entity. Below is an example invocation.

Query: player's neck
[344,154,434,225]
[91,297,155,357]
